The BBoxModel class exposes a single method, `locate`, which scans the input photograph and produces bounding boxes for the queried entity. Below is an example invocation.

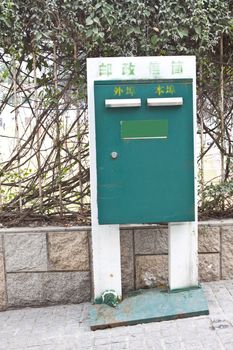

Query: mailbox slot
[147,97,183,106]
[105,98,141,108]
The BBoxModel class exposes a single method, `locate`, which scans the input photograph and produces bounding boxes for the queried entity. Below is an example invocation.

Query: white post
[87,59,122,300]
[168,55,198,291]
[91,225,122,298]
[168,222,198,290]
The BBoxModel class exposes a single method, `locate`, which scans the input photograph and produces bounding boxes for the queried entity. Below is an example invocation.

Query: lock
[111,151,118,159]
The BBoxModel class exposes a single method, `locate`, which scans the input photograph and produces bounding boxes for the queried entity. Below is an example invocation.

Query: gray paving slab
[2,281,233,349]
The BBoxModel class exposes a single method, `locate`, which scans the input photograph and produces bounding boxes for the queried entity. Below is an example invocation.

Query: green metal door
[94,79,195,224]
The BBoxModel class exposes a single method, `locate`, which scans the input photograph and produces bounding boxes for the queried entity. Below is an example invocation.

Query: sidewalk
[1,281,233,349]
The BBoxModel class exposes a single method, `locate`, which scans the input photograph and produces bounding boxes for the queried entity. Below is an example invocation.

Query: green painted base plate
[88,287,209,330]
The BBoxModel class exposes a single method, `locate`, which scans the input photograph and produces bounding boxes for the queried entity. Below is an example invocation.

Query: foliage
[0,0,232,225]
[156,0,231,54]
[199,178,233,217]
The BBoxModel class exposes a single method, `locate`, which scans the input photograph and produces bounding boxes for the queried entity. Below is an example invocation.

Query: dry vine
[0,49,90,226]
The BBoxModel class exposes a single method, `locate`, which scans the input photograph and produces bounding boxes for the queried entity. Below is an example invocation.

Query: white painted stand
[87,58,122,300]
[168,222,198,290]
[91,224,122,298]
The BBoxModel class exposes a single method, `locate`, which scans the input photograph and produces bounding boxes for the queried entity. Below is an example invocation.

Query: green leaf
[133,27,140,34]
[93,17,101,26]
[195,26,202,36]
[86,29,93,37]
[0,69,9,80]
[107,17,114,25]
[95,3,102,10]
[177,28,189,38]
[86,16,93,26]
[127,28,134,36]
[151,34,158,46]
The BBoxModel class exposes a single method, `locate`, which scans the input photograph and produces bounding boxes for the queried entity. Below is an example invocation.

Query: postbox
[94,79,194,224]
[88,56,198,299]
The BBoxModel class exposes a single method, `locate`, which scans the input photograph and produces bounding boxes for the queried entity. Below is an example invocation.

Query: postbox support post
[87,60,122,300]
[168,56,198,291]
[168,222,198,290]
[91,224,122,299]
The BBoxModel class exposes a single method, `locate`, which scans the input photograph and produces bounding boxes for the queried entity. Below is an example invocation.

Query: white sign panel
[87,56,196,81]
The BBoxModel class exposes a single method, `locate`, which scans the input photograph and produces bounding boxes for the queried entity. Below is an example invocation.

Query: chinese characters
[122,63,135,76]
[149,62,160,77]
[98,62,135,77]
[98,60,184,78]
[99,63,112,77]
[114,86,136,96]
[172,61,183,75]
[155,84,175,96]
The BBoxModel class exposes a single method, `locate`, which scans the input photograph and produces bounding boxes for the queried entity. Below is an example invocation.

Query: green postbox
[94,79,194,225]
[88,58,208,328]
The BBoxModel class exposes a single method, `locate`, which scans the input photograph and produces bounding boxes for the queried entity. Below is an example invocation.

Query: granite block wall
[0,228,91,310]
[0,220,232,310]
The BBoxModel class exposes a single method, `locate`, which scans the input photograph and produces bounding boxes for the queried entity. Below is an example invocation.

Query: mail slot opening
[105,99,141,108]
[147,97,183,106]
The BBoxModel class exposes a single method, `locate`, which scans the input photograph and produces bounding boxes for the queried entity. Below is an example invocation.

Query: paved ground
[2,281,233,349]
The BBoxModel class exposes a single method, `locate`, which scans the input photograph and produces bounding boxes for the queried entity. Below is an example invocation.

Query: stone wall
[0,228,91,310]
[121,223,223,293]
[0,220,232,310]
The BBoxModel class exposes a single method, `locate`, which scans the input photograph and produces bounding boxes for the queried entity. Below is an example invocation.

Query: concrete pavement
[2,281,233,349]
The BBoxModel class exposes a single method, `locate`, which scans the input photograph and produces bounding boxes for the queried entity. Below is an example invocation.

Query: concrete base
[88,287,209,330]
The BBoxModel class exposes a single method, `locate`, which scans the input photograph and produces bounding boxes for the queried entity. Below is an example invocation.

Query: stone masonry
[130,223,223,291]
[1,228,91,310]
[0,220,232,310]
[0,234,6,310]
